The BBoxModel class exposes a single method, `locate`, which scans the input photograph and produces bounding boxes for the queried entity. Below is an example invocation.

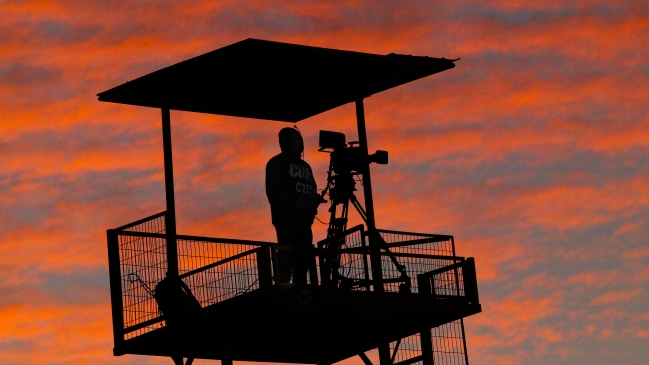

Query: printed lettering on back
[289,164,314,194]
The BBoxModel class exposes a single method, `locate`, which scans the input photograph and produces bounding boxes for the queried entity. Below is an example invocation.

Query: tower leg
[421,328,434,365]
[379,345,391,365]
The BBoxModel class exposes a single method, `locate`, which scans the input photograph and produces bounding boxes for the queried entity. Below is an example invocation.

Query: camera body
[319,130,388,175]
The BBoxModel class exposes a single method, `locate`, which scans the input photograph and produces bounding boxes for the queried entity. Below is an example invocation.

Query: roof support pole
[355,99,391,365]
[355,99,384,291]
[162,108,179,278]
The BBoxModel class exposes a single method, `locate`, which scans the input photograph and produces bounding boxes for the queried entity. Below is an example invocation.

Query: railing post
[308,246,319,286]
[360,229,371,291]
[417,274,432,296]
[256,247,273,290]
[417,272,435,365]
[161,108,179,278]
[271,245,282,285]
[107,229,125,353]
[463,258,479,304]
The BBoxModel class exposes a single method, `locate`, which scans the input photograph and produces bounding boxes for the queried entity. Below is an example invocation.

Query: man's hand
[296,192,322,212]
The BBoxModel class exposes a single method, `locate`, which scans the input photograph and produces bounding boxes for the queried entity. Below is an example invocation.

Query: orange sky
[1,1,649,364]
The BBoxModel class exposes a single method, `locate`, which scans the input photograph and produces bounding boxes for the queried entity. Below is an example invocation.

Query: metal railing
[107,212,273,342]
[108,213,478,365]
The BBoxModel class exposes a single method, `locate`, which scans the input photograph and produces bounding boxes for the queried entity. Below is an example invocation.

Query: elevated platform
[119,286,479,364]
[107,212,481,364]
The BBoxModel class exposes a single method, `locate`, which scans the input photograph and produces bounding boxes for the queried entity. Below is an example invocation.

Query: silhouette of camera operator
[266,127,320,283]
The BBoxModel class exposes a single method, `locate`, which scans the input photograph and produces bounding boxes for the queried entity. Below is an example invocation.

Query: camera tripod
[319,169,411,292]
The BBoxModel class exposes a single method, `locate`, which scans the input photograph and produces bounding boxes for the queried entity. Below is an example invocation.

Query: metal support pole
[107,229,124,352]
[162,108,179,278]
[420,328,434,365]
[355,99,391,365]
[460,318,470,365]
[355,99,384,292]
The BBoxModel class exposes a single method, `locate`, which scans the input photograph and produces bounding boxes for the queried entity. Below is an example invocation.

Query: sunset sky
[1,1,649,364]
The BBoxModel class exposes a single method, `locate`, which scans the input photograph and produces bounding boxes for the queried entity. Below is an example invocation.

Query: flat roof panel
[97,38,456,122]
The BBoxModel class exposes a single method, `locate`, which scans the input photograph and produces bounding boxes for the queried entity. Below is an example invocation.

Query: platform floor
[116,285,481,364]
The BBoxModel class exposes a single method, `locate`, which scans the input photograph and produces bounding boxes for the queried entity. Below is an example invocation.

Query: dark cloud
[0,62,62,87]
[453,3,577,25]
[36,20,102,44]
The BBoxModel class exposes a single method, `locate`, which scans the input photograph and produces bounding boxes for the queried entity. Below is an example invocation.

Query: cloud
[1,1,648,365]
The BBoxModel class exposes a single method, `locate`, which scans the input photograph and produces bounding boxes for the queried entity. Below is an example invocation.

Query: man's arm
[265,157,285,207]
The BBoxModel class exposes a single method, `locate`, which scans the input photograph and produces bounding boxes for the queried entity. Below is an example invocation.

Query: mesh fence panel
[390,321,468,365]
[377,230,458,294]
[432,265,465,298]
[177,238,261,307]
[378,230,454,256]
[121,212,166,233]
[115,213,268,339]
[119,234,167,339]
[390,334,422,365]
[431,320,467,365]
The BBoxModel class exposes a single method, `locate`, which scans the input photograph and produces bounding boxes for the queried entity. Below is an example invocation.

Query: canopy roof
[97,38,456,122]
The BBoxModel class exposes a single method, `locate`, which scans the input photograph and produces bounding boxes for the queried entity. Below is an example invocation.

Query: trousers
[274,220,314,284]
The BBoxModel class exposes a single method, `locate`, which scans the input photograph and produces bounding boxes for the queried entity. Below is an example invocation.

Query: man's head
[278,127,303,156]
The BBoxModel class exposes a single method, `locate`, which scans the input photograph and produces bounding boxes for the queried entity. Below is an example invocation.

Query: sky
[1,0,648,364]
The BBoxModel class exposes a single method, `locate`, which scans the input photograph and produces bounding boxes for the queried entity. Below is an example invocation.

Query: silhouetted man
[266,127,319,283]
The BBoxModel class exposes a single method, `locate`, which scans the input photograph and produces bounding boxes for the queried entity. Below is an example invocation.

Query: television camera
[317,130,409,292]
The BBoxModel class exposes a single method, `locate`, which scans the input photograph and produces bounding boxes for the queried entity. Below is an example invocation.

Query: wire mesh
[120,212,166,233]
[378,230,454,256]
[118,231,167,339]
[378,253,458,294]
[390,321,468,365]
[390,334,422,365]
[177,238,261,307]
[113,213,269,339]
[335,226,370,290]
[318,227,465,294]
[317,225,371,290]
[376,230,459,294]
[431,320,468,365]
[432,265,465,298]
